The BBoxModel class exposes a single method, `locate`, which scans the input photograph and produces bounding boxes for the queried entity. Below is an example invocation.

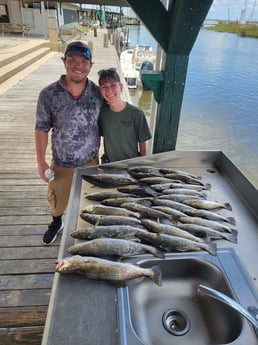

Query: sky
[85,1,258,22]
[207,0,257,21]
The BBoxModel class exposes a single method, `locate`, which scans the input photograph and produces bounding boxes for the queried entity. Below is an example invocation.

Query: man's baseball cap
[64,41,92,62]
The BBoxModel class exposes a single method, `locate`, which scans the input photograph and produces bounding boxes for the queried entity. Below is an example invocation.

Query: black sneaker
[42,220,64,246]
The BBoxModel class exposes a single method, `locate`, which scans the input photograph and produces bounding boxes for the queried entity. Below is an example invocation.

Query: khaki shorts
[48,156,99,216]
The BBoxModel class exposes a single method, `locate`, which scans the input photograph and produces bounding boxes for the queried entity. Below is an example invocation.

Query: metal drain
[162,309,191,336]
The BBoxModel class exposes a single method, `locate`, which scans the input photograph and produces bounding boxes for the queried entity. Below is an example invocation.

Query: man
[35,41,102,245]
[98,68,152,163]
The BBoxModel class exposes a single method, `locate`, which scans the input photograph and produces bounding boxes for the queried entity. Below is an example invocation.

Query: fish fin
[205,183,211,191]
[70,231,76,238]
[154,248,166,259]
[231,228,238,236]
[150,265,162,286]
[205,242,217,256]
[128,237,141,243]
[112,280,128,287]
[224,232,238,244]
[227,217,236,225]
[224,202,232,211]
[126,276,145,286]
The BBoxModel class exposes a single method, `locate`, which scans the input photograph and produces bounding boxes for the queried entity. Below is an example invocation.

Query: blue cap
[64,41,92,62]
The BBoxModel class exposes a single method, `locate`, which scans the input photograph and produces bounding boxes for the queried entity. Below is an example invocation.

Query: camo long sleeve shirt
[35,75,103,168]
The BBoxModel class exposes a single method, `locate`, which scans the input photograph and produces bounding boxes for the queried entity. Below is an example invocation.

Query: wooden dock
[0,31,125,345]
[0,51,63,344]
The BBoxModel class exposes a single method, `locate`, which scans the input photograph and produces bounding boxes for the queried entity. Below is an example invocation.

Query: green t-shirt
[99,102,152,162]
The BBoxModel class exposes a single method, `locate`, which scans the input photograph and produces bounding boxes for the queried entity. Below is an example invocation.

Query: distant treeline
[207,23,258,38]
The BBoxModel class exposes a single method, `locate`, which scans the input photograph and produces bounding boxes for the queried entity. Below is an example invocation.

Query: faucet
[197,284,258,335]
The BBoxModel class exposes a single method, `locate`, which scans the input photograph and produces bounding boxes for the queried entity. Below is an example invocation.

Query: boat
[140,60,154,90]
[120,45,156,89]
[120,48,139,89]
[133,45,156,70]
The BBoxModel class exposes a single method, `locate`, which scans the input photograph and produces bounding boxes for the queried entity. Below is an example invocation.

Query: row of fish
[56,165,237,286]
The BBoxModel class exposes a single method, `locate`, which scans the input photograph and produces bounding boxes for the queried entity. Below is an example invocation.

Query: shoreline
[206,23,258,38]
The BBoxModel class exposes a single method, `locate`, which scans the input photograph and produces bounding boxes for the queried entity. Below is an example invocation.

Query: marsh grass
[207,23,258,38]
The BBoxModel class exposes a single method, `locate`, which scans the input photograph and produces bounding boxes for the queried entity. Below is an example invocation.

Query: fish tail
[205,183,211,191]
[205,242,217,256]
[224,232,238,244]
[224,202,232,211]
[149,265,162,286]
[153,248,165,259]
[227,216,236,225]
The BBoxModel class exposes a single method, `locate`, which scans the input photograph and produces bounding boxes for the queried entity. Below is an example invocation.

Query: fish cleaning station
[0,0,257,345]
[41,1,258,345]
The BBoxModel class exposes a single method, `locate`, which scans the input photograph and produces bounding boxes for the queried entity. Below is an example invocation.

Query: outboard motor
[140,60,154,90]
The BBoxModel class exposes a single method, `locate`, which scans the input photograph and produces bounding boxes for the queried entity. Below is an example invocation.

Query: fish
[138,176,175,185]
[162,188,207,197]
[85,191,133,201]
[82,173,136,188]
[141,219,204,243]
[66,238,165,259]
[70,225,149,240]
[136,231,217,256]
[152,205,187,218]
[151,182,210,192]
[183,208,236,225]
[56,255,162,286]
[121,202,173,220]
[176,216,235,233]
[164,173,206,186]
[183,199,232,211]
[101,197,152,207]
[152,198,195,212]
[176,223,238,243]
[81,205,140,218]
[80,213,144,227]
[117,185,159,197]
[127,166,163,179]
[159,168,200,179]
[155,193,201,202]
[128,166,162,174]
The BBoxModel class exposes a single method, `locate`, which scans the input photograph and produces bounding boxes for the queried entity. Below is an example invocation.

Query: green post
[126,0,213,153]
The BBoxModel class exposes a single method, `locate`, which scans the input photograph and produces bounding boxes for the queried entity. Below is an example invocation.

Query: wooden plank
[0,274,54,290]
[0,215,53,226]
[0,306,48,327]
[0,199,48,207]
[1,259,57,274]
[0,236,61,247]
[0,185,47,192]
[0,192,47,199]
[0,225,47,235]
[0,289,51,307]
[0,206,50,216]
[0,326,44,345]
[0,180,44,186]
[0,246,59,259]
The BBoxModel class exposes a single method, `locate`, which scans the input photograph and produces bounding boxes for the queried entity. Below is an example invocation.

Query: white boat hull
[120,45,156,89]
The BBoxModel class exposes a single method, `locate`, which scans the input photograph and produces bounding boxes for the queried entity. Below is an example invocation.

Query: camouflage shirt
[35,75,103,168]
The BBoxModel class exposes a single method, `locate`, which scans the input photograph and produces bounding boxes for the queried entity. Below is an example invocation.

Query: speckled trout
[66,237,165,259]
[56,255,162,286]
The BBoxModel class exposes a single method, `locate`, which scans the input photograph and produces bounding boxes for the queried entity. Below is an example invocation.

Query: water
[125,25,258,188]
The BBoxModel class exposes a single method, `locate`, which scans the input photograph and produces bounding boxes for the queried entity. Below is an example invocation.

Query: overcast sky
[207,0,257,21]
[88,1,258,22]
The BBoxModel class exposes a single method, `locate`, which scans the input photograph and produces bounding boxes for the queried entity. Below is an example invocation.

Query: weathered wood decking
[0,31,127,344]
[0,53,65,344]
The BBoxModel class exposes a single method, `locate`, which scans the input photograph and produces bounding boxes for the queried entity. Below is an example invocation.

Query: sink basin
[118,248,258,345]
